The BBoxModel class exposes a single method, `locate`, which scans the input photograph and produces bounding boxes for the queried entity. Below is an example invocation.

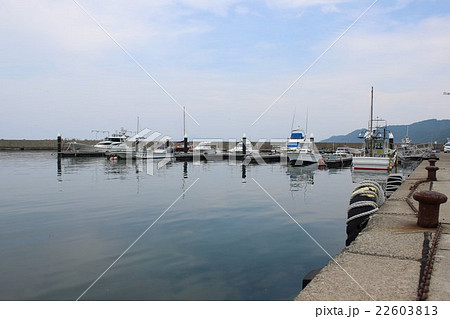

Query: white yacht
[94,134,128,149]
[228,140,258,154]
[135,145,174,159]
[193,141,223,155]
[284,127,324,166]
[68,129,129,153]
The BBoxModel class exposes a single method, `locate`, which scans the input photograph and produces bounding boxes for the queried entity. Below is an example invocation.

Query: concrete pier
[296,153,450,301]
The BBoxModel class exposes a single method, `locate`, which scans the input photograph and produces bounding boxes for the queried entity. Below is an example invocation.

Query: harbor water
[0,151,417,300]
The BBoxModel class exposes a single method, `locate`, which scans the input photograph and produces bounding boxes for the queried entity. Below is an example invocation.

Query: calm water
[0,151,405,300]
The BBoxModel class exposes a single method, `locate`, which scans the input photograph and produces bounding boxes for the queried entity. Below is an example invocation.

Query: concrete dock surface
[296,153,450,301]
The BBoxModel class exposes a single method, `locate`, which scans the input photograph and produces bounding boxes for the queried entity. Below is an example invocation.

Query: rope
[346,201,379,223]
[350,189,377,201]
[355,180,385,205]
[346,207,379,223]
[347,200,378,211]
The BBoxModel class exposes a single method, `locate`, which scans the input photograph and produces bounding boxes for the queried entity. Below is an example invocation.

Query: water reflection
[57,156,62,177]
[0,152,356,300]
[350,160,420,187]
[104,159,131,179]
[351,169,389,185]
[286,164,316,191]
[183,161,188,179]
[326,167,351,175]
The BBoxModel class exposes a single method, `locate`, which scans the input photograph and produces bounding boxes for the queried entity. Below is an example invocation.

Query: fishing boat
[352,88,396,171]
[324,149,353,168]
[284,127,325,166]
[396,128,431,162]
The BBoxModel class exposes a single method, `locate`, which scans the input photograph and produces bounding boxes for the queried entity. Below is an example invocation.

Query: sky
[1,0,449,141]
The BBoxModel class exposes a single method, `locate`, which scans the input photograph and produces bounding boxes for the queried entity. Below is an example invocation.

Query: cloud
[321,4,341,13]
[177,0,242,16]
[235,5,250,15]
[0,1,124,53]
[266,0,353,9]
[271,14,450,135]
[1,0,449,140]
[0,0,221,56]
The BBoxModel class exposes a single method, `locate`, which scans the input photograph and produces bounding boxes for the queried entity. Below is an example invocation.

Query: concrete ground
[296,153,450,301]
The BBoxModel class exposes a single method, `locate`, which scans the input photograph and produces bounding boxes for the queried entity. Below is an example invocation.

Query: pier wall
[296,153,450,301]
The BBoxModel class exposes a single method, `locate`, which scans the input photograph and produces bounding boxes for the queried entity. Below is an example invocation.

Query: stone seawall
[0,139,98,150]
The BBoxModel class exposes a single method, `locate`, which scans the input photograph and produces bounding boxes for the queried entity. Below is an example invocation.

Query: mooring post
[242,133,246,156]
[428,157,437,167]
[426,166,439,181]
[413,190,448,228]
[183,134,188,153]
[57,134,62,156]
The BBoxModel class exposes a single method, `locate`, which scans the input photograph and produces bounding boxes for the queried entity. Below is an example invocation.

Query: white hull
[68,142,104,153]
[287,151,323,166]
[136,152,174,159]
[353,156,390,171]
[113,149,174,160]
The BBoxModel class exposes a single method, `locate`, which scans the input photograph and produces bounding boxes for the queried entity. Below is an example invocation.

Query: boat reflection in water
[351,158,421,190]
[351,169,389,185]
[285,164,318,191]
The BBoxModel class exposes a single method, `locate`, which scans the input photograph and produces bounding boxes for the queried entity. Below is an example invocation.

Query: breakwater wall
[0,139,363,151]
[296,153,450,301]
[0,139,98,151]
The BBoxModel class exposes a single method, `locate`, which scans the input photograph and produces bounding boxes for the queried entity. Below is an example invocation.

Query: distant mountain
[321,119,450,144]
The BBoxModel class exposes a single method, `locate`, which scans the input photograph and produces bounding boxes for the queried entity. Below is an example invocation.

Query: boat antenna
[305,106,309,135]
[289,106,296,138]
[370,87,373,133]
[137,116,139,135]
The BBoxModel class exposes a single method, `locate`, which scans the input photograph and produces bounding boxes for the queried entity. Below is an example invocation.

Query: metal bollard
[428,157,437,167]
[413,191,448,228]
[426,166,439,181]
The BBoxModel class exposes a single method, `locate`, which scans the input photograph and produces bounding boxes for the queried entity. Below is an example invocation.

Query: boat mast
[305,106,309,135]
[290,106,296,134]
[183,106,188,153]
[183,106,186,137]
[369,87,374,157]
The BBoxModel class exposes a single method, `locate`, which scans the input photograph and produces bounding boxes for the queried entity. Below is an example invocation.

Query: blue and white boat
[284,127,325,166]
